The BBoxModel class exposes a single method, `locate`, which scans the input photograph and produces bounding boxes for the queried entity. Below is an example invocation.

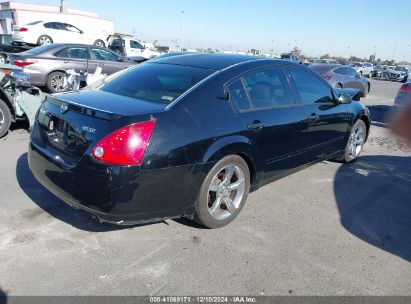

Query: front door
[287,67,351,161]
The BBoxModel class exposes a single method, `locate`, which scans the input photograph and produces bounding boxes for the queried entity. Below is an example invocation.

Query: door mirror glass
[337,94,352,104]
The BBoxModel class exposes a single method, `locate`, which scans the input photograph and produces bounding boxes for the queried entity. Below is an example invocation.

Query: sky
[12,0,411,61]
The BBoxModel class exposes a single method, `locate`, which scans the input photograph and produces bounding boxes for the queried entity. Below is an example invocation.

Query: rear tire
[194,155,250,228]
[37,35,53,46]
[46,71,66,93]
[0,100,11,138]
[343,120,367,163]
[0,53,6,64]
[93,39,105,48]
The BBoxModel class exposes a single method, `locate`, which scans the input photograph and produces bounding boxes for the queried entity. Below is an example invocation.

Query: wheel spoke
[208,180,220,192]
[209,196,222,215]
[224,197,236,214]
[227,178,245,190]
[223,165,235,184]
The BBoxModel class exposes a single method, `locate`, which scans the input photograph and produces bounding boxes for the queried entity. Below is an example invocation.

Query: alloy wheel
[348,124,365,159]
[207,164,246,221]
[51,75,66,92]
[39,36,52,45]
[0,107,4,128]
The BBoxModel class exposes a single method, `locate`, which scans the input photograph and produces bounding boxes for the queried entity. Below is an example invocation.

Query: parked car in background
[0,34,32,64]
[107,33,160,60]
[350,62,373,77]
[394,82,411,107]
[372,65,387,77]
[11,44,136,93]
[382,66,410,82]
[28,54,370,229]
[280,53,301,64]
[309,64,370,97]
[12,21,108,47]
[315,59,339,64]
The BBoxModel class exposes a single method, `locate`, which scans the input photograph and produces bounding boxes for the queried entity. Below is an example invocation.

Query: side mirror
[337,94,352,104]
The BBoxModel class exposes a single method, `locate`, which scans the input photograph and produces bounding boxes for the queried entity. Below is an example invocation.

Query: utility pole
[181,11,185,51]
[60,0,68,13]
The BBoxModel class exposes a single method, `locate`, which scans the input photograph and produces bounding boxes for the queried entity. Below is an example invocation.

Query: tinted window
[242,67,293,109]
[99,63,213,104]
[63,23,82,33]
[227,79,251,111]
[43,22,54,29]
[57,47,90,59]
[333,67,346,75]
[130,40,144,49]
[92,48,119,61]
[345,67,358,76]
[289,68,334,104]
[27,21,42,25]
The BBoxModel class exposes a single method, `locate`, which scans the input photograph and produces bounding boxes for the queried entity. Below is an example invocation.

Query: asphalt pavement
[0,78,410,296]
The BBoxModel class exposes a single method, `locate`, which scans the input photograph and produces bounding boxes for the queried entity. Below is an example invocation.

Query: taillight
[19,27,28,32]
[14,59,37,67]
[323,75,332,81]
[399,84,411,92]
[92,120,156,166]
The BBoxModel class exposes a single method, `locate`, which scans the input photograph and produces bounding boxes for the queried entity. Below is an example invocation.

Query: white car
[350,62,374,78]
[12,21,107,47]
[107,34,160,60]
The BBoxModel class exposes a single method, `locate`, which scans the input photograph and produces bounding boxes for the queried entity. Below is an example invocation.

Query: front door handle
[307,113,319,122]
[248,121,265,131]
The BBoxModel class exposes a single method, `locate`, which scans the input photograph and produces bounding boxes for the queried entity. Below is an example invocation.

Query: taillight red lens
[92,120,156,166]
[13,59,37,67]
[323,75,332,81]
[19,27,28,32]
[399,84,411,92]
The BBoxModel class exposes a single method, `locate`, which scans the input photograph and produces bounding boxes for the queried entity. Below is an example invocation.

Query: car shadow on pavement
[16,153,155,232]
[334,155,411,262]
[0,287,6,304]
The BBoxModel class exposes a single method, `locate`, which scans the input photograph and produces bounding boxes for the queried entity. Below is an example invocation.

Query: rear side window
[289,68,334,105]
[99,63,213,104]
[57,47,91,59]
[227,79,251,111]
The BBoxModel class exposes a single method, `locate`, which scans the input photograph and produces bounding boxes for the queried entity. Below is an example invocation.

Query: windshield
[351,63,362,67]
[281,54,291,59]
[99,63,214,104]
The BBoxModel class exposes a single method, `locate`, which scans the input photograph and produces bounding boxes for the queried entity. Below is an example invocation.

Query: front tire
[0,53,6,64]
[0,100,11,138]
[37,35,53,46]
[46,71,67,93]
[194,155,250,228]
[343,120,367,163]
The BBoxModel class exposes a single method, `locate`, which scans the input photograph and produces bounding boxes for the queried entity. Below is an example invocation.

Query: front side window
[130,40,144,49]
[99,63,213,104]
[92,48,119,61]
[289,68,334,105]
[57,47,90,59]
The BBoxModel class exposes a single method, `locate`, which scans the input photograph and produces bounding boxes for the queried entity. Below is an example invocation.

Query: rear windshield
[21,44,56,55]
[99,63,214,104]
[26,21,42,25]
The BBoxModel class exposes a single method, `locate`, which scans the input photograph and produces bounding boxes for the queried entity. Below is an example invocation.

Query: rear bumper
[28,138,211,225]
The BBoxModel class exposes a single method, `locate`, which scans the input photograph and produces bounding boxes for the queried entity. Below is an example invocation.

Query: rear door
[287,66,350,160]
[90,47,130,75]
[226,65,309,181]
[55,46,97,73]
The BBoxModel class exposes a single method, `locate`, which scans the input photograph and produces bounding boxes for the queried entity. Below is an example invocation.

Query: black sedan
[28,54,370,228]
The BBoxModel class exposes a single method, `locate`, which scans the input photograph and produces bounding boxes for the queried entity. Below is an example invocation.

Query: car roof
[149,53,285,70]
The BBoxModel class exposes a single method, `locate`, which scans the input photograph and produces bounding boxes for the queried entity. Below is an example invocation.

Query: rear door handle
[248,121,265,131]
[307,113,319,122]
[63,60,69,64]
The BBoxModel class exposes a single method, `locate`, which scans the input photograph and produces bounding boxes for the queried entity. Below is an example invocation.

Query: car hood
[51,89,167,116]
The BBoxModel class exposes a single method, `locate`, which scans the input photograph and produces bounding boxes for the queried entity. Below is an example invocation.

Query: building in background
[0,1,114,37]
